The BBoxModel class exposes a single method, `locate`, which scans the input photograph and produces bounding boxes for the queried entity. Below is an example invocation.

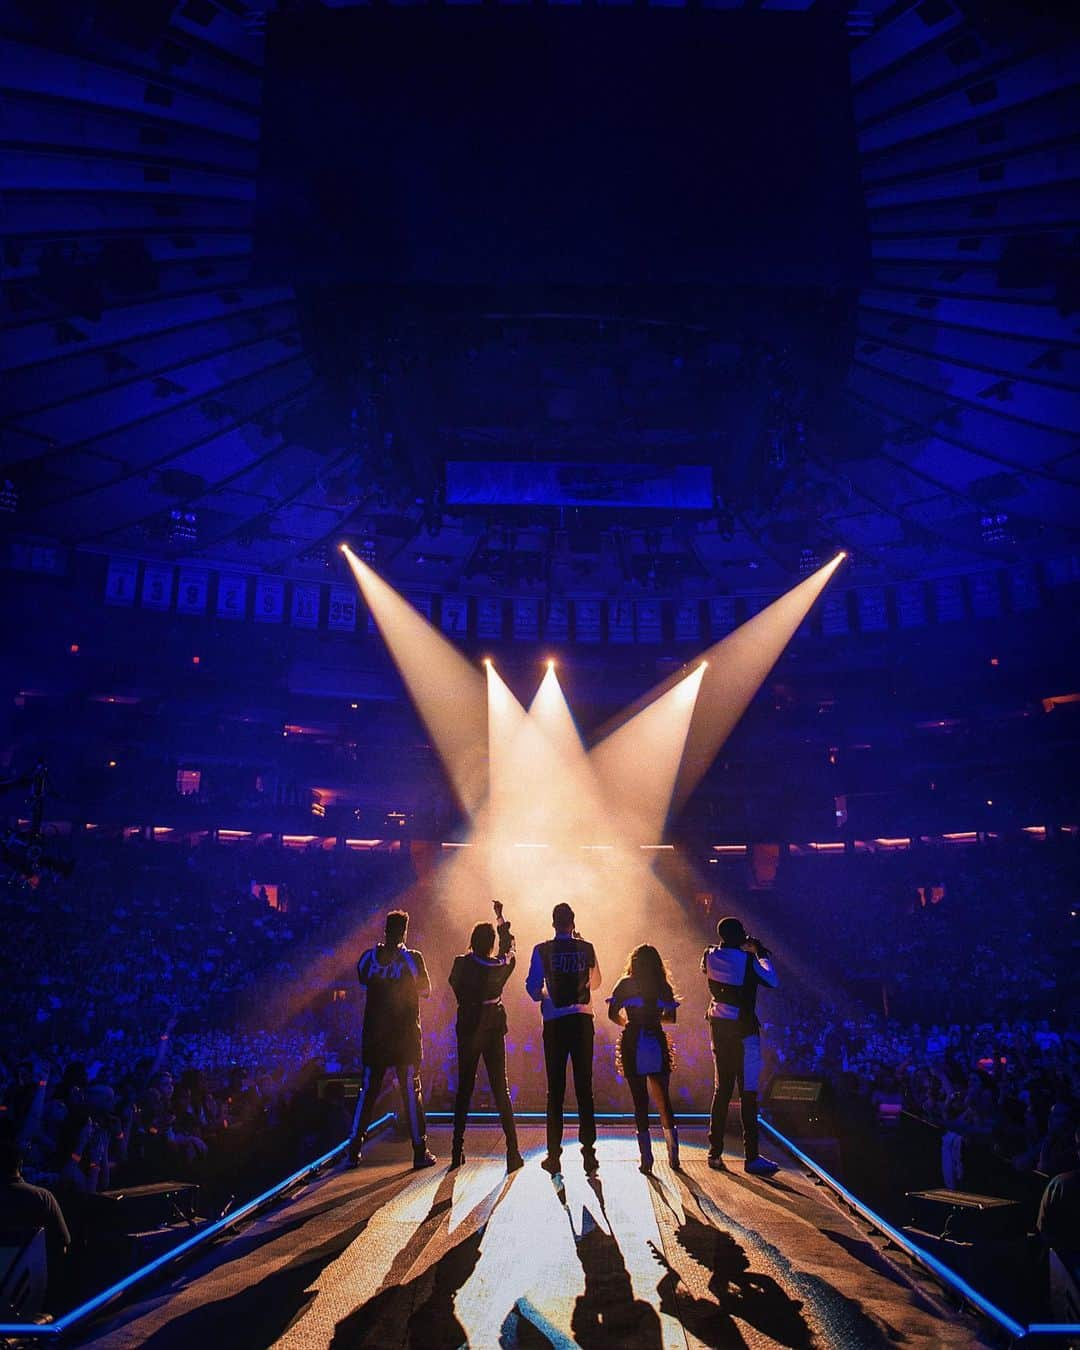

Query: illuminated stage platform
[80,1125,988,1349]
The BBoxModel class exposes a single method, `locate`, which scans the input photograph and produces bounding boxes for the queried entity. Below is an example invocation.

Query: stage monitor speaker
[0,1228,46,1320]
[86,1181,199,1234]
[765,1075,835,1136]
[317,1073,367,1112]
[905,1188,1024,1242]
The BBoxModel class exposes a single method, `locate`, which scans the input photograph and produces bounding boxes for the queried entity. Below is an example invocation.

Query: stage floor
[80,1125,988,1348]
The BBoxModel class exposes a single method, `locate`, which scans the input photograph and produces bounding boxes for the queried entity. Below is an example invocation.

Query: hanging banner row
[103,556,1077,643]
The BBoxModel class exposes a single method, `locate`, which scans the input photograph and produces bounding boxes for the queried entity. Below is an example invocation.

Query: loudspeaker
[86,1181,199,1234]
[0,1228,46,1320]
[905,1188,1024,1242]
[317,1073,367,1112]
[765,1075,835,1136]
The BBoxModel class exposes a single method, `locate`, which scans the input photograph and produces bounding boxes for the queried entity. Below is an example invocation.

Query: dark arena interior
[1,0,1080,1344]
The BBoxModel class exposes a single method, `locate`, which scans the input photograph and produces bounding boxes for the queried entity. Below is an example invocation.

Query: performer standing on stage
[608,945,681,1174]
[703,915,780,1175]
[348,909,437,1169]
[448,900,524,1172]
[526,902,602,1175]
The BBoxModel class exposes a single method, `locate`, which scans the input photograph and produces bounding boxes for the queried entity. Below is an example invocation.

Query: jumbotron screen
[256,8,868,292]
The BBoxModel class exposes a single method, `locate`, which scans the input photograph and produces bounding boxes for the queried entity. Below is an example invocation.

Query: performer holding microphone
[448,900,524,1172]
[702,915,780,1175]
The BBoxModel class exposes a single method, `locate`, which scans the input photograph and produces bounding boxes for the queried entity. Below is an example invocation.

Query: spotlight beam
[589,554,846,814]
[589,660,706,843]
[341,547,488,816]
[672,553,846,811]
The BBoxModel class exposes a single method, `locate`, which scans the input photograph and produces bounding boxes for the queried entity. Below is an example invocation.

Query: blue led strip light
[0,1112,395,1339]
[425,1111,713,1122]
[757,1117,1035,1341]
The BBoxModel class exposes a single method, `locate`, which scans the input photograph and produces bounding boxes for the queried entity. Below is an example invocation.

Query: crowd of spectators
[1,828,1077,1312]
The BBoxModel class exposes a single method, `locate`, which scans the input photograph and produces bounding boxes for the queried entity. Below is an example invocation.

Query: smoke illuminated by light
[670,553,845,812]
[329,549,848,1066]
[590,660,706,844]
[341,545,488,816]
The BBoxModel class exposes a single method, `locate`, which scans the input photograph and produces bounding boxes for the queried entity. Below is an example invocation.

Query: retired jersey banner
[934,576,965,623]
[141,563,173,611]
[856,587,887,633]
[1010,563,1040,611]
[544,598,569,641]
[176,568,209,615]
[674,599,700,643]
[407,593,433,620]
[708,596,736,637]
[105,558,139,607]
[513,597,539,641]
[441,596,469,636]
[1045,555,1080,586]
[290,582,320,628]
[476,597,503,639]
[574,599,601,643]
[896,581,927,629]
[970,571,1001,618]
[821,592,849,636]
[327,585,357,632]
[608,599,634,643]
[254,577,285,624]
[636,599,662,642]
[217,574,248,621]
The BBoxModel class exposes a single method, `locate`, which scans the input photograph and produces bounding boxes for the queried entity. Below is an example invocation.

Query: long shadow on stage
[328,1172,667,1349]
[102,1169,418,1350]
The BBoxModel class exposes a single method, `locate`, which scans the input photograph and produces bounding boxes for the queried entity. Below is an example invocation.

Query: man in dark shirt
[448,900,522,1171]
[0,1132,71,1299]
[526,902,602,1175]
[348,910,437,1169]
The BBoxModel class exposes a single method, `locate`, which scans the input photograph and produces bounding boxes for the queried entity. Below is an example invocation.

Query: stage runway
[81,1125,988,1348]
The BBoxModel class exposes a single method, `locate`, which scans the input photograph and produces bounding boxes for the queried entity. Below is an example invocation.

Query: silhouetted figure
[448,900,523,1171]
[526,902,602,1175]
[349,909,436,1169]
[703,915,780,1175]
[607,945,680,1174]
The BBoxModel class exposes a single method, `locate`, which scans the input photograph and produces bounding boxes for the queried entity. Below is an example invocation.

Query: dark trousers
[626,1073,676,1132]
[542,1014,596,1160]
[351,1062,427,1153]
[452,1019,518,1154]
[708,1023,760,1161]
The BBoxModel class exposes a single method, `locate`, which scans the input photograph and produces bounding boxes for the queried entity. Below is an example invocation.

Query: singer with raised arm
[702,915,780,1176]
[448,900,524,1172]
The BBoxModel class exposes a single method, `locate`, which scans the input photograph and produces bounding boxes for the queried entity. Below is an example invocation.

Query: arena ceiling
[1,0,1079,600]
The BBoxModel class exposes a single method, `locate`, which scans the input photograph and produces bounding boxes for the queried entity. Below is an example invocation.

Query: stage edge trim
[0,1111,396,1340]
[758,1117,1076,1342]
